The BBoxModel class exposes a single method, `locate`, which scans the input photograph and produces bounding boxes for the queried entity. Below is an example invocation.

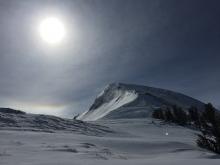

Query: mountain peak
[78,83,205,121]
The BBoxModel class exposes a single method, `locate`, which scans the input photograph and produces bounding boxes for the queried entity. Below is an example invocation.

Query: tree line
[152,103,220,154]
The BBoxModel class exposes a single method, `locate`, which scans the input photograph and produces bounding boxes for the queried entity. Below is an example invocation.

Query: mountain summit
[77,83,205,121]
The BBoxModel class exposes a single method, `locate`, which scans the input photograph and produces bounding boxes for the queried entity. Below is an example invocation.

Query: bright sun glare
[39,17,66,44]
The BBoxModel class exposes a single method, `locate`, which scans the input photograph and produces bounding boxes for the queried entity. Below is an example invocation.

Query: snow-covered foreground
[0,119,220,165]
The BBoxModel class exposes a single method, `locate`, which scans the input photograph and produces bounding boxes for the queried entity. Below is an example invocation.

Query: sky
[0,0,220,117]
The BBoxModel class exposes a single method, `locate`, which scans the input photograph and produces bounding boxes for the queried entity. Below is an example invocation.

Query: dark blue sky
[0,0,220,116]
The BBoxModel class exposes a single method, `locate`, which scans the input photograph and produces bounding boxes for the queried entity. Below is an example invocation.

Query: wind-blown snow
[78,83,205,121]
[1,107,219,164]
[0,118,219,165]
[79,89,138,121]
[0,108,112,136]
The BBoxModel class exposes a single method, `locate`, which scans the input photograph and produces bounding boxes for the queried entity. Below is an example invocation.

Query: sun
[39,17,66,44]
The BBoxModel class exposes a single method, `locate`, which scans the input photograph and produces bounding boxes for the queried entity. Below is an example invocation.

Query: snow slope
[0,118,219,165]
[0,108,112,136]
[1,107,219,165]
[78,83,205,121]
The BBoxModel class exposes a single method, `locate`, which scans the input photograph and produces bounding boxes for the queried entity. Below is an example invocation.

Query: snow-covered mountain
[0,87,219,165]
[78,83,205,121]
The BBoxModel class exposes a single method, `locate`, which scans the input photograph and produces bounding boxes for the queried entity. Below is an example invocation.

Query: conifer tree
[165,108,174,122]
[197,103,220,154]
[172,105,188,126]
[152,108,164,119]
[188,106,200,127]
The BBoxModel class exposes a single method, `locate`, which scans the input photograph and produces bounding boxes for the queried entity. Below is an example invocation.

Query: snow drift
[0,108,112,136]
[78,83,205,121]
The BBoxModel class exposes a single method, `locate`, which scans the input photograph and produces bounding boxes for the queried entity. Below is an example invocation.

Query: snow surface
[0,83,219,165]
[78,83,205,121]
[78,89,138,121]
[0,109,112,136]
[0,118,219,165]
